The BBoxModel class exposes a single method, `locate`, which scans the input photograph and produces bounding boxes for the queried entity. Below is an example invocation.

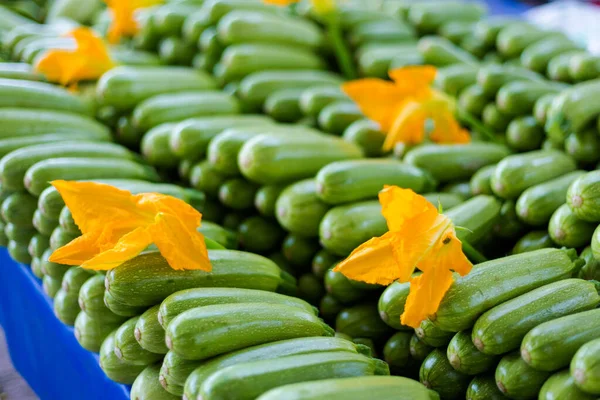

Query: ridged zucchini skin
[466,375,508,400]
[378,280,412,331]
[571,338,600,395]
[256,376,439,400]
[166,302,334,360]
[5,223,35,244]
[448,330,498,375]
[131,363,179,400]
[516,170,585,226]
[42,275,62,299]
[114,316,163,366]
[134,305,168,355]
[53,287,81,326]
[405,143,510,183]
[473,279,600,355]
[198,351,389,400]
[549,204,597,248]
[74,311,121,353]
[539,370,596,400]
[159,351,200,396]
[416,320,455,348]
[103,291,147,318]
[567,171,600,222]
[521,308,600,372]
[105,250,291,308]
[158,287,315,329]
[335,303,393,342]
[431,248,581,332]
[419,348,471,399]
[275,179,330,238]
[491,150,577,199]
[495,352,551,399]
[99,331,147,385]
[382,332,413,370]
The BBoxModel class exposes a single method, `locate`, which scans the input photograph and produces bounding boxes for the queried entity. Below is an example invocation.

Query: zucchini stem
[461,240,487,264]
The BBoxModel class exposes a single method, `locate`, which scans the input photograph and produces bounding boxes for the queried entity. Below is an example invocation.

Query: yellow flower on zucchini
[48,180,211,272]
[104,0,164,43]
[342,66,470,151]
[333,185,472,328]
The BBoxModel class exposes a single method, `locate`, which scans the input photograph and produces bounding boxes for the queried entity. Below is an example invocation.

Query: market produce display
[1,0,600,399]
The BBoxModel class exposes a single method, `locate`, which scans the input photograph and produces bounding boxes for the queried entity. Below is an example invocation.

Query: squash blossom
[104,0,164,43]
[342,66,471,151]
[264,0,336,15]
[48,180,211,272]
[35,28,115,87]
[333,186,472,328]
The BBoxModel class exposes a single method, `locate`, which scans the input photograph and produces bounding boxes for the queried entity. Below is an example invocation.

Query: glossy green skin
[257,376,439,400]
[299,86,347,118]
[296,273,325,306]
[496,353,552,399]
[319,294,344,321]
[435,64,478,97]
[166,303,333,360]
[424,193,465,210]
[493,199,527,239]
[316,159,435,205]
[357,43,418,79]
[159,351,200,396]
[199,352,387,400]
[539,370,596,400]
[114,316,163,365]
[74,311,121,353]
[254,185,284,218]
[218,178,259,211]
[549,204,597,248]
[281,233,319,268]
[40,248,69,279]
[140,123,179,169]
[416,320,455,348]
[477,64,544,96]
[445,195,502,245]
[5,223,35,244]
[99,331,147,385]
[378,280,412,331]
[198,221,238,250]
[131,363,179,400]
[58,207,80,236]
[0,222,6,247]
[569,54,600,82]
[419,349,470,399]
[317,101,362,136]
[473,279,600,355]
[491,149,577,199]
[521,37,581,73]
[53,288,80,326]
[28,234,49,258]
[42,275,62,299]
[482,103,511,131]
[405,143,510,183]
[579,246,600,281]
[319,200,386,257]
[158,37,195,66]
[24,157,160,196]
[567,171,600,222]
[522,308,600,372]
[432,248,580,332]
[466,375,508,400]
[311,249,338,279]
[516,170,585,226]
[1,192,37,227]
[448,331,498,375]
[29,255,42,278]
[534,93,557,125]
[547,51,586,82]
[571,338,600,394]
[49,227,79,251]
[496,24,546,57]
[96,66,216,111]
[410,334,434,362]
[61,266,94,295]
[0,62,43,81]
[496,81,565,117]
[342,119,386,158]
[512,231,555,254]
[104,291,147,318]
[350,19,416,46]
[135,305,168,355]
[274,179,330,238]
[78,274,125,323]
[264,88,304,123]
[189,160,229,197]
[336,303,393,342]
[506,116,544,152]
[565,130,600,165]
[409,1,485,33]
[417,35,478,67]
[458,84,491,117]
[0,133,108,161]
[106,250,287,307]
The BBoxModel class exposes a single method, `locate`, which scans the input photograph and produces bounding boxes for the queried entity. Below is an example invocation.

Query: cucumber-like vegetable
[442,181,472,200]
[477,64,544,97]
[104,291,147,318]
[383,331,413,370]
[418,35,479,67]
[239,133,363,185]
[567,171,600,222]
[61,267,93,295]
[342,119,386,158]
[571,338,600,395]
[506,116,544,151]
[357,43,418,79]
[458,84,492,116]
[378,280,412,331]
[2,191,38,227]
[160,351,200,396]
[275,179,330,238]
[548,51,587,82]
[491,150,577,199]
[40,248,69,279]
[317,101,362,135]
[132,363,179,400]
[448,331,498,375]
[7,241,32,264]
[350,19,415,46]
[198,221,238,251]
[264,88,304,123]
[74,311,122,353]
[410,333,434,362]
[158,36,195,66]
[189,160,229,198]
[473,279,600,355]
[319,294,344,322]
[254,185,284,218]
[0,132,110,160]
[521,37,581,73]
[409,1,485,33]
[496,24,547,57]
[516,170,585,226]
[198,351,388,400]
[439,21,475,45]
[141,123,179,169]
[53,287,81,326]
[0,62,43,81]
[281,233,320,269]
[565,130,600,165]
[569,54,600,82]
[99,331,146,385]
[135,305,168,355]
[496,81,566,117]
[312,249,337,279]
[431,248,581,332]
[336,303,393,342]
[466,375,508,400]
[416,320,455,348]
[297,273,325,306]
[323,269,366,305]
[5,223,35,244]
[549,204,597,248]
[219,178,259,210]
[28,233,49,259]
[299,86,347,118]
[539,370,596,400]
[482,103,511,132]
[58,208,80,236]
[420,348,470,399]
[96,66,217,111]
[470,164,496,196]
[495,352,552,399]
[78,275,126,324]
[114,316,163,365]
[49,227,79,251]
[405,143,510,183]
[445,195,502,245]
[237,216,284,253]
[521,308,600,372]
[42,275,62,299]
[474,17,524,47]
[29,254,43,277]
[579,246,600,281]
[534,93,557,126]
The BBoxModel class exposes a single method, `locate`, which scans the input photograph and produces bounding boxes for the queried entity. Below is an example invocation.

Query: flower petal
[135,193,201,232]
[333,231,400,285]
[400,267,454,328]
[148,212,211,271]
[48,231,105,265]
[379,186,437,233]
[389,65,437,93]
[80,227,153,270]
[384,100,428,150]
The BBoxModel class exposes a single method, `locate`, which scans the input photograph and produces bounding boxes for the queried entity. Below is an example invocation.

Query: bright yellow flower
[264,0,335,14]
[35,28,115,87]
[333,186,472,328]
[342,66,471,151]
[104,0,164,43]
[48,181,211,272]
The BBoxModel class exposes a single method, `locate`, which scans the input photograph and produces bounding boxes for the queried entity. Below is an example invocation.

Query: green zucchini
[104,291,147,318]
[275,179,330,238]
[470,164,496,196]
[135,305,168,355]
[383,331,413,370]
[29,254,42,277]
[417,35,479,67]
[458,84,491,117]
[28,233,49,259]
[317,101,362,136]
[442,181,472,200]
[281,233,320,269]
[40,248,69,279]
[579,246,600,281]
[237,216,283,253]
[547,51,587,82]
[482,103,511,132]
[114,316,163,365]
[549,204,597,248]
[466,375,508,400]
[567,171,600,222]
[61,266,93,295]
[264,88,304,123]
[74,311,122,353]
[58,207,80,236]
[495,352,552,399]
[99,331,147,385]
[473,279,600,355]
[0,221,6,247]
[476,64,544,97]
[159,350,199,396]
[323,269,367,305]
[539,370,596,400]
[299,86,347,118]
[335,303,393,342]
[534,93,557,125]
[475,17,523,47]
[565,130,600,165]
[516,170,585,226]
[431,248,582,332]
[569,54,600,82]
[419,348,470,399]
[132,363,179,400]
[312,249,337,279]
[448,330,498,375]
[445,195,502,245]
[506,116,544,151]
[140,123,179,169]
[357,43,418,79]
[521,37,581,74]
[42,275,62,298]
[78,274,126,323]
[189,160,229,198]
[349,20,415,47]
[496,81,565,117]
[440,21,475,45]
[0,133,110,160]
[157,36,195,66]
[571,338,600,395]
[416,320,455,348]
[409,1,486,34]
[49,227,78,251]
[496,24,546,58]
[218,178,259,210]
[53,287,80,326]
[410,334,434,362]
[254,185,285,218]
[5,223,35,244]
[342,119,386,158]
[378,280,412,331]
[296,273,325,306]
[0,62,43,81]
[318,294,344,322]
[491,150,577,199]
[2,191,37,227]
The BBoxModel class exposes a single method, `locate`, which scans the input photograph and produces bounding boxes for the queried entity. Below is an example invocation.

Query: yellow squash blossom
[48,180,211,272]
[264,0,335,15]
[333,186,472,328]
[35,28,115,87]
[104,0,164,43]
[342,66,470,151]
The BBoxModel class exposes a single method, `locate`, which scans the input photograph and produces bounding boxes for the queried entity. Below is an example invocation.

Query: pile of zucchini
[0,0,600,399]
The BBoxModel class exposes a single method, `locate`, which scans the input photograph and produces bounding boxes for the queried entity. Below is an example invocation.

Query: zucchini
[410,334,434,362]
[96,66,217,111]
[521,37,581,74]
[239,133,363,185]
[496,24,547,58]
[166,302,334,360]
[571,338,600,395]
[264,88,304,123]
[431,248,582,332]
[549,204,597,248]
[473,279,600,355]
[317,101,362,136]
[534,93,557,126]
[539,370,596,400]
[254,185,285,218]
[325,268,369,305]
[439,21,475,45]
[189,160,229,198]
[0,222,6,247]
[378,279,413,331]
[198,221,238,250]
[61,267,93,295]
[579,246,600,281]
[474,17,523,47]
[567,171,600,222]
[548,51,587,82]
[198,351,388,400]
[482,103,511,132]
[496,81,566,117]
[297,273,325,306]
[282,234,320,270]
[357,43,418,79]
[106,250,293,308]
[2,191,37,227]
[0,133,110,160]
[419,348,470,399]
[141,123,180,169]
[466,375,508,400]
[53,287,81,326]
[342,119,386,158]
[78,274,126,323]
[506,116,544,152]
[409,1,486,34]
[569,54,600,82]
[405,143,510,183]
[458,84,491,117]
[416,319,455,348]
[158,36,195,66]
[29,254,42,277]
[522,308,600,372]
[28,233,49,259]
[114,316,163,365]
[74,311,121,353]
[516,170,586,226]
[442,181,472,200]
[349,20,416,47]
[495,352,552,399]
[42,275,62,298]
[448,330,498,375]
[40,248,69,279]
[237,216,284,253]
[0,62,43,81]
[299,86,348,118]
[565,129,600,165]
[131,363,179,400]
[104,291,147,318]
[99,331,146,385]
[160,350,200,396]
[418,35,479,67]
[58,207,80,236]
[491,150,577,199]
[336,303,393,342]
[135,305,168,355]
[470,164,496,196]
[49,227,78,251]
[319,294,344,322]
[443,195,501,245]
[312,248,338,279]
[275,179,330,238]
[5,223,35,244]
[218,178,259,210]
